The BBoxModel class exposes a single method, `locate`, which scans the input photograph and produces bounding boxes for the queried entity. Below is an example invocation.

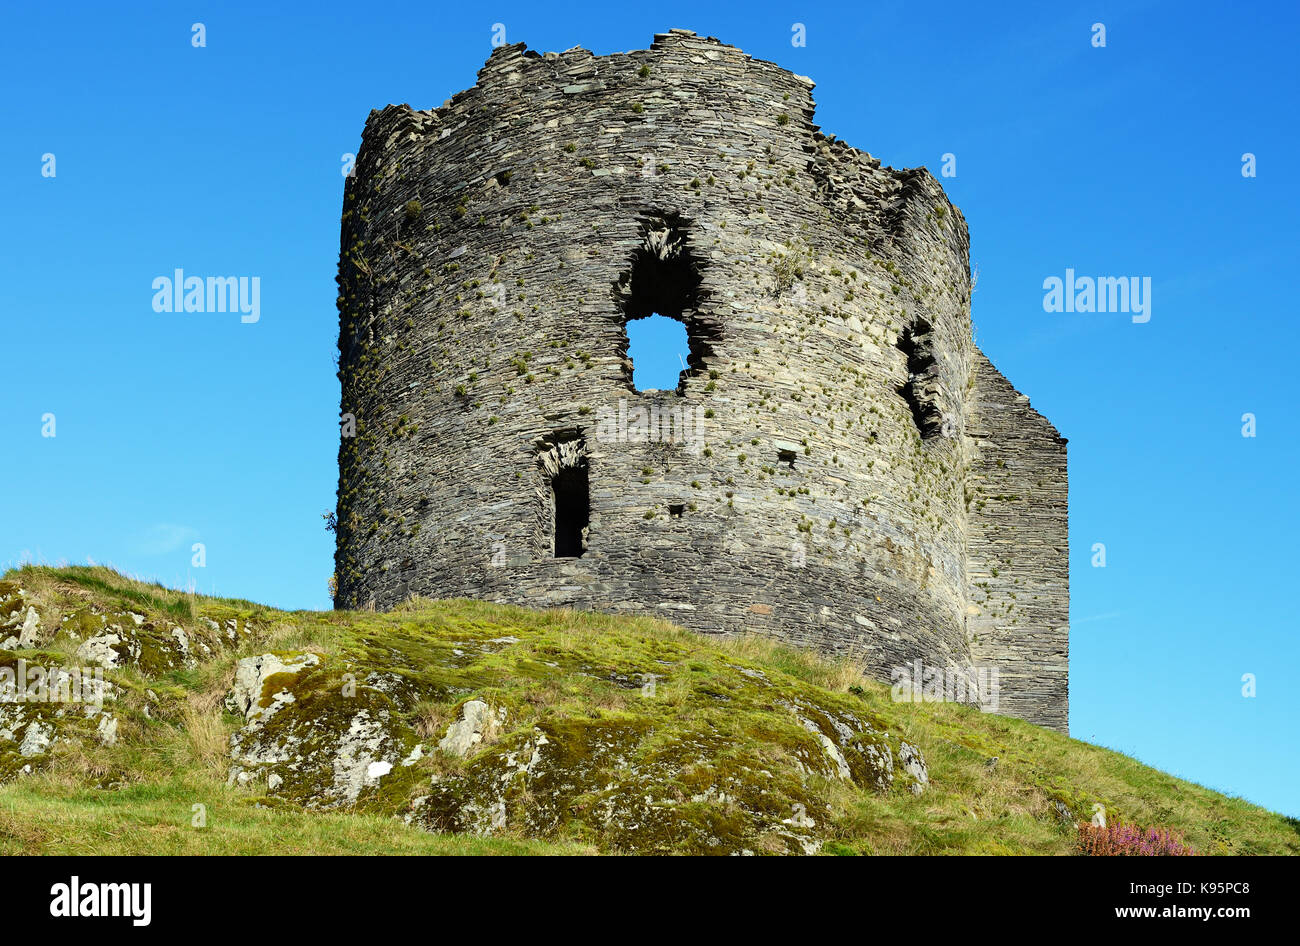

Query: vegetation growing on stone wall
[328,33,1065,728]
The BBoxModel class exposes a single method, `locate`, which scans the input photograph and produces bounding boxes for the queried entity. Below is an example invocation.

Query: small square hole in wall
[668,504,685,519]
[613,213,717,395]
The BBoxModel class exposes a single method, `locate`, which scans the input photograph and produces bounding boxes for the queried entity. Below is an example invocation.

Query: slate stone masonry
[332,30,1069,731]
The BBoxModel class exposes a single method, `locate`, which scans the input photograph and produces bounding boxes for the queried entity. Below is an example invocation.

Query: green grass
[0,776,585,855]
[1,564,1295,856]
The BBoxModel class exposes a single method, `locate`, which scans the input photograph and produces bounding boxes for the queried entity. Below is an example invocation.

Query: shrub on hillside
[1077,822,1195,856]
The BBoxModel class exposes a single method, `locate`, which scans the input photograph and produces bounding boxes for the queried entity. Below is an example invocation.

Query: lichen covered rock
[1,652,120,780]
[66,607,252,674]
[220,613,926,854]
[0,577,257,781]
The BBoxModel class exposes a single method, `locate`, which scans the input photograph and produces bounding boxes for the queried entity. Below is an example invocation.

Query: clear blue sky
[3,1,1297,818]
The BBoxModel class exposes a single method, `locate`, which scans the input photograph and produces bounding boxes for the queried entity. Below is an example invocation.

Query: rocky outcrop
[0,577,256,779]
[227,652,322,721]
[437,699,500,757]
[2,645,120,780]
[63,607,253,675]
[1,584,44,650]
[6,568,1290,857]
[219,622,926,855]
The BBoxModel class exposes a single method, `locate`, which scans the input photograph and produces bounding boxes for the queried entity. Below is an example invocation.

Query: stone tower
[333,30,1069,731]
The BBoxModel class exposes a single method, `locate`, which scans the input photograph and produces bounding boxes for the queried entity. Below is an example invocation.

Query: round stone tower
[333,30,1070,730]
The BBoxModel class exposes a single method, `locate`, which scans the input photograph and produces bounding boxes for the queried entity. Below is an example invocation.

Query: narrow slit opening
[895,317,944,440]
[552,464,589,558]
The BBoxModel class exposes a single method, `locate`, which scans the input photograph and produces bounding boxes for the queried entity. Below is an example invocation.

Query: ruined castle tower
[333,30,1069,731]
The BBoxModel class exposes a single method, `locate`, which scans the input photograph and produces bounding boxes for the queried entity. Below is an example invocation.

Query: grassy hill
[0,565,1294,855]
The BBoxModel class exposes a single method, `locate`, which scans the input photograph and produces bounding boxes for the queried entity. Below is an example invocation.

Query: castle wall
[964,352,1070,731]
[333,29,1067,727]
